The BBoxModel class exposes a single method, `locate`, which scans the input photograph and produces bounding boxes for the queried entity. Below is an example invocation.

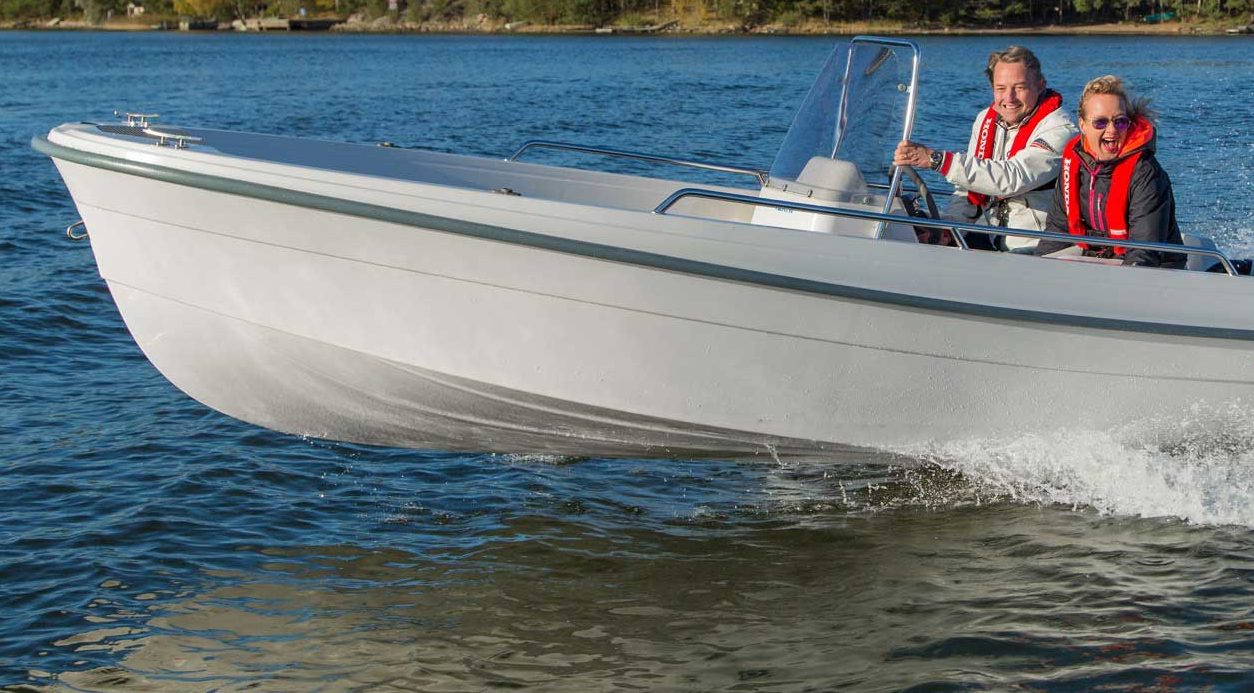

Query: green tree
[173,0,230,15]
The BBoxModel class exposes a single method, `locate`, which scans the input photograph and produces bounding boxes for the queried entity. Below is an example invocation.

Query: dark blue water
[3,32,1254,691]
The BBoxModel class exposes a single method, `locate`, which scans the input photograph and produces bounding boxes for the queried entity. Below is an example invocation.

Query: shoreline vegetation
[5,17,1254,35]
[3,1,1251,35]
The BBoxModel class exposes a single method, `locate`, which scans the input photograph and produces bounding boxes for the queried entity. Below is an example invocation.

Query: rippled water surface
[3,32,1254,691]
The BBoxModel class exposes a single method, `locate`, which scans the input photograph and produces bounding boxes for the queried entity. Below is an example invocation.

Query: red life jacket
[967,89,1064,209]
[1059,120,1152,256]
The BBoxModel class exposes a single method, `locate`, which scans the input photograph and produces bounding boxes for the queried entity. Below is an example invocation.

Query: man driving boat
[1033,75,1185,268]
[893,46,1077,251]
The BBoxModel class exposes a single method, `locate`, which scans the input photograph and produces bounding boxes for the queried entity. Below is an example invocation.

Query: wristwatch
[928,150,944,171]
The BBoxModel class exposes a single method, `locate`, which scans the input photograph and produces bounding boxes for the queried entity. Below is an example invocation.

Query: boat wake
[902,402,1254,528]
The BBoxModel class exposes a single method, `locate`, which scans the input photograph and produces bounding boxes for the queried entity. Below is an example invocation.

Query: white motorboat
[35,37,1254,459]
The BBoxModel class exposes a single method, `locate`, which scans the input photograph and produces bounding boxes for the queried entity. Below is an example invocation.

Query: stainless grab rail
[653,187,1239,276]
[869,180,957,196]
[507,140,769,186]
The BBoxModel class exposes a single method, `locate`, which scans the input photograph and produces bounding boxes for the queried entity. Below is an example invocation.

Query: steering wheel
[900,166,939,218]
[898,165,966,249]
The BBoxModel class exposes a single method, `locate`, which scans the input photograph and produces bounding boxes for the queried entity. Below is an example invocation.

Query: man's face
[990,61,1045,126]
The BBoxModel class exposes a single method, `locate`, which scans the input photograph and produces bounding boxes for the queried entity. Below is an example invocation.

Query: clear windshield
[768,39,918,205]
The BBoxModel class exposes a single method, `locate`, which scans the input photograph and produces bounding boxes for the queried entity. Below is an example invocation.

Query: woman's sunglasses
[1090,115,1132,131]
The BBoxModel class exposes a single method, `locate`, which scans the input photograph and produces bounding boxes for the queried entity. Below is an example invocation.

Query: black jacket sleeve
[1033,175,1074,257]
[1122,156,1184,268]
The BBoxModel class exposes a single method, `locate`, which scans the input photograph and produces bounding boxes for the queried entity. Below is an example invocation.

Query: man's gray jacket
[937,100,1078,250]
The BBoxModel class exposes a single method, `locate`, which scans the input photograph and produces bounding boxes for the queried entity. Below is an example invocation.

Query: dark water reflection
[31,489,1254,691]
[2,32,1254,690]
[8,452,1254,691]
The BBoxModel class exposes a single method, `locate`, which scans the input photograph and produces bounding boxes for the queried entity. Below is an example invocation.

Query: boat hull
[40,126,1254,458]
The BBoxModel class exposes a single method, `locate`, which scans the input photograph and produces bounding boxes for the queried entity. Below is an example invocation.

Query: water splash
[493,452,586,466]
[902,403,1254,528]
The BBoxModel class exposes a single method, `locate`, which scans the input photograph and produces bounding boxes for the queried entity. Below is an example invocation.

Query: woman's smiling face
[1080,93,1130,162]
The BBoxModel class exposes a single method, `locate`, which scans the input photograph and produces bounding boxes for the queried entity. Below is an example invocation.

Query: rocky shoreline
[2,15,1250,36]
[331,15,1249,35]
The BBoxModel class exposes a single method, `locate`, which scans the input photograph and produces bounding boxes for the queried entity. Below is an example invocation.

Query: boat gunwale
[33,133,1254,343]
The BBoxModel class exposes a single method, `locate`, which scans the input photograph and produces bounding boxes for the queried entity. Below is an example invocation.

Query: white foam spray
[900,402,1254,528]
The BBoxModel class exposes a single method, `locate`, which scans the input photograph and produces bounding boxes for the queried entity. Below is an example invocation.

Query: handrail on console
[653,187,1240,276]
[507,140,769,186]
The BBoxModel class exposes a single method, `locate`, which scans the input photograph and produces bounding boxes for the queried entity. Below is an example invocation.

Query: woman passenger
[1034,76,1185,267]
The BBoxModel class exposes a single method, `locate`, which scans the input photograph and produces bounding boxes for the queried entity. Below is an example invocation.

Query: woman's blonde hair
[1078,75,1155,122]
